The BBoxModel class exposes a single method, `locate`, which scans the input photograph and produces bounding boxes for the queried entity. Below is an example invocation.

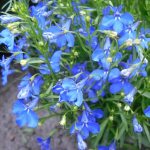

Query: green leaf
[115,123,126,140]
[27,58,44,64]
[120,113,128,130]
[94,119,109,148]
[138,90,150,99]
[143,123,150,143]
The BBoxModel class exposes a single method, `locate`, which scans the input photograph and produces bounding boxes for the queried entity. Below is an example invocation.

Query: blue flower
[0,15,20,24]
[70,111,100,139]
[108,68,134,94]
[144,106,150,118]
[17,74,43,99]
[77,134,87,150]
[0,55,14,85]
[121,58,147,78]
[98,141,116,150]
[53,78,87,106]
[37,137,52,150]
[70,103,103,139]
[39,51,62,74]
[123,87,137,105]
[13,100,39,128]
[30,2,52,30]
[118,21,140,46]
[100,5,133,34]
[139,28,150,49]
[132,116,143,133]
[0,29,14,51]
[43,20,75,47]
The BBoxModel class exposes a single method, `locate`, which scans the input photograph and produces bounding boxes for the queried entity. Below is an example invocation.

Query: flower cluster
[0,0,150,150]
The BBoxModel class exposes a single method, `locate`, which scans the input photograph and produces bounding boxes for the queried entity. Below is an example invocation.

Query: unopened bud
[56,103,61,107]
[107,57,112,63]
[20,59,28,66]
[109,116,113,121]
[59,115,66,126]
[124,105,130,111]
[121,92,125,97]
[85,16,90,22]
[74,52,78,56]
[133,39,141,45]
[117,103,122,108]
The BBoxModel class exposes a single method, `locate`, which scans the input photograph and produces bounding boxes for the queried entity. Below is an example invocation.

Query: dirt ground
[0,74,77,150]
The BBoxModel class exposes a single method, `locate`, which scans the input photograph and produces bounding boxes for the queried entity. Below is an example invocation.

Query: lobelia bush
[0,0,150,149]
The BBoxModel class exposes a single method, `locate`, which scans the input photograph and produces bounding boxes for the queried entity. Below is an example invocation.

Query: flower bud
[85,16,90,23]
[20,59,28,66]
[59,115,66,126]
[124,105,130,111]
[109,116,113,121]
[107,57,112,63]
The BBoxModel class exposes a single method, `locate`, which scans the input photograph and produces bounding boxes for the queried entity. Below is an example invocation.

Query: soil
[0,73,77,150]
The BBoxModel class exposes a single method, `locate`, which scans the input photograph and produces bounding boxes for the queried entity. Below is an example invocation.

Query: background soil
[0,74,77,150]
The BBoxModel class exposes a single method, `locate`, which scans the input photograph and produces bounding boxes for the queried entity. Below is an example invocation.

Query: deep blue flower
[0,15,20,24]
[37,137,52,150]
[43,20,74,47]
[70,111,100,139]
[0,29,14,51]
[17,74,43,100]
[132,116,143,133]
[108,68,134,94]
[139,28,150,49]
[144,106,150,118]
[0,55,14,85]
[121,58,147,78]
[92,37,122,70]
[77,133,87,150]
[30,2,52,30]
[98,141,116,150]
[92,37,111,62]
[39,51,62,74]
[100,5,133,34]
[13,100,39,128]
[118,21,140,46]
[123,87,137,105]
[53,78,87,106]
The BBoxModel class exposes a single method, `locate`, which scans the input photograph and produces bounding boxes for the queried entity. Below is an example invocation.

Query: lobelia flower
[139,28,150,49]
[71,62,89,82]
[123,87,137,105]
[17,74,44,100]
[70,103,103,139]
[118,21,140,46]
[0,29,14,51]
[120,58,147,78]
[43,19,75,48]
[132,116,143,133]
[83,102,104,121]
[39,50,62,75]
[108,67,134,94]
[92,37,122,70]
[12,99,39,128]
[30,2,52,30]
[52,77,87,106]
[98,141,116,150]
[37,137,52,150]
[77,133,87,150]
[0,55,14,85]
[0,15,21,24]
[99,5,134,34]
[144,106,150,118]
[31,0,41,3]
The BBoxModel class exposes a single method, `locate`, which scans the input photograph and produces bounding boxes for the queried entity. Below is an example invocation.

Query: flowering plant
[0,0,150,149]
